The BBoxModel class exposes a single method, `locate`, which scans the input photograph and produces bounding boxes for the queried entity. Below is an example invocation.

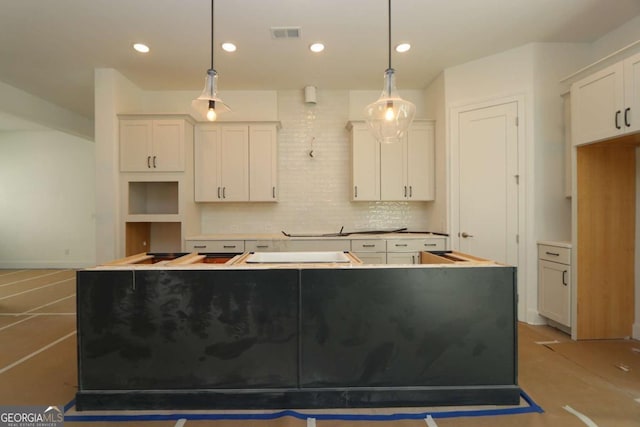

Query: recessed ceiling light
[133,43,150,53]
[221,42,237,52]
[309,43,325,53]
[395,43,411,53]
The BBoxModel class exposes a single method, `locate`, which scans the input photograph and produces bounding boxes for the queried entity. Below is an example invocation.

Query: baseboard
[0,260,95,269]
[526,309,547,325]
[633,322,640,340]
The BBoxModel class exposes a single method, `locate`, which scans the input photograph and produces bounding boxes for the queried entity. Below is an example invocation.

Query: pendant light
[192,0,230,121]
[365,0,415,143]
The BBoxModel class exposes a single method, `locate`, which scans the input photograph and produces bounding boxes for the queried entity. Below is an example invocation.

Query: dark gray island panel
[76,264,519,410]
[300,268,516,388]
[77,269,299,391]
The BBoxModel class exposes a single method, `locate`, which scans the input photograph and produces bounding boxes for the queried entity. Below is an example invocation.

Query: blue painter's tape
[63,391,543,423]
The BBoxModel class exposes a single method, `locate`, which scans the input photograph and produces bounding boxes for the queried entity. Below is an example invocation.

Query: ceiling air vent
[271,27,301,39]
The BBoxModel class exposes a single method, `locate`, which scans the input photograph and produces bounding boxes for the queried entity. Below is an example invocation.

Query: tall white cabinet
[118,115,199,256]
[195,123,279,202]
[349,120,435,202]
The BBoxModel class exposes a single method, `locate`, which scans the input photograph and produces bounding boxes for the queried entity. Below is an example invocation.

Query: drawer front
[387,238,445,252]
[538,245,570,264]
[283,240,351,252]
[186,240,245,253]
[351,239,386,252]
[245,240,282,252]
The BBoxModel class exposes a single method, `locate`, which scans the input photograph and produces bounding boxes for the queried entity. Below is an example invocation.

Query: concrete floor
[1,269,639,426]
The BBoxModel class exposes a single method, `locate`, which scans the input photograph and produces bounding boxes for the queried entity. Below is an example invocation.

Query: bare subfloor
[1,269,638,426]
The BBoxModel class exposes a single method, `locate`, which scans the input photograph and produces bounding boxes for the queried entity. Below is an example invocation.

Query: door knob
[461,232,474,238]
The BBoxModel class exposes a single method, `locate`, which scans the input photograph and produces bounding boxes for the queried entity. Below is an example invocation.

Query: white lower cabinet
[538,243,571,327]
[386,238,446,264]
[351,239,386,264]
[186,240,245,253]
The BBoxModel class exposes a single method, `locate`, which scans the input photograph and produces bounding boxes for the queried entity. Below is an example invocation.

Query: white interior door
[457,102,519,265]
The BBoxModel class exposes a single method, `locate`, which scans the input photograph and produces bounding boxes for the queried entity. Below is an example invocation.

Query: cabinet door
[538,259,571,327]
[380,138,406,200]
[220,125,249,201]
[152,120,185,171]
[406,122,435,201]
[249,125,278,201]
[351,124,380,201]
[352,252,386,265]
[624,52,640,134]
[194,125,221,202]
[386,252,419,265]
[571,62,625,145]
[120,120,152,172]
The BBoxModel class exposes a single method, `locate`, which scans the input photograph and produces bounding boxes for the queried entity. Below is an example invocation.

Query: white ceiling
[1,0,640,121]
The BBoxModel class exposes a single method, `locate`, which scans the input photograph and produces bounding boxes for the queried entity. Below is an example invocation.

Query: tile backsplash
[200,90,431,235]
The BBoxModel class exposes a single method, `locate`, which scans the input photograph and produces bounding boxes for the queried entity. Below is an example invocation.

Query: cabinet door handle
[354,186,358,198]
[545,251,560,256]
[562,270,568,286]
[193,245,206,249]
[147,156,151,168]
[153,155,157,168]
[625,107,631,127]
[404,186,407,197]
[411,255,416,264]
[217,187,221,199]
[222,187,226,199]
[409,186,413,197]
[272,186,276,198]
[615,110,621,129]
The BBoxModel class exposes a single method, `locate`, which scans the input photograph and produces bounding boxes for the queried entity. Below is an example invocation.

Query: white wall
[424,73,447,233]
[0,130,95,267]
[440,43,590,324]
[200,89,433,234]
[0,81,93,139]
[94,68,143,264]
[591,14,640,61]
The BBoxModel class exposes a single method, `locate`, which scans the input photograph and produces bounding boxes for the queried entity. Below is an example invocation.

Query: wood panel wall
[577,141,636,339]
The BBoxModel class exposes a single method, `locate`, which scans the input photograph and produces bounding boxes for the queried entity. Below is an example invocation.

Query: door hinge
[515,117,519,126]
[516,234,519,244]
[515,174,520,184]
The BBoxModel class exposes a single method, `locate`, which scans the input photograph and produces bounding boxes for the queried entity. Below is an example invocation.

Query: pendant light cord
[210,0,215,70]
[387,0,391,70]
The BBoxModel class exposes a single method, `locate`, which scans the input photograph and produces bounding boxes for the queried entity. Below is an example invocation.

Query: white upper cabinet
[406,121,435,201]
[195,123,278,202]
[350,122,380,201]
[572,52,640,145]
[249,125,278,201]
[350,120,435,201]
[624,52,640,134]
[120,119,186,172]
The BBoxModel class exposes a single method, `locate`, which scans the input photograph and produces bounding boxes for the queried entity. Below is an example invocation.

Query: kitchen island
[75,251,518,410]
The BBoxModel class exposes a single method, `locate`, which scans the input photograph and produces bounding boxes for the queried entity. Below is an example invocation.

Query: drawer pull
[193,245,206,249]
[545,251,560,256]
[256,245,269,248]
[395,243,408,247]
[223,245,236,249]
[362,244,376,248]
[424,243,437,247]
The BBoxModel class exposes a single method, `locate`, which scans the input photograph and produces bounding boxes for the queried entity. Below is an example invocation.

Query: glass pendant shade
[192,68,231,121]
[365,68,415,143]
